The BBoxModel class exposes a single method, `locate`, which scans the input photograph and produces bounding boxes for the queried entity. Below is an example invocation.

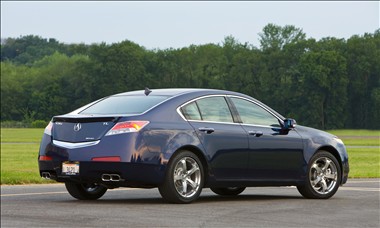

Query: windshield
[80,95,169,115]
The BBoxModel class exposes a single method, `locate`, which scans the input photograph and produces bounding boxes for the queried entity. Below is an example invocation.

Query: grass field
[328,129,379,146]
[1,128,379,185]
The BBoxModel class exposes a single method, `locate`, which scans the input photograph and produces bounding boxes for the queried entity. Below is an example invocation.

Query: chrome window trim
[188,119,240,126]
[176,94,284,127]
[53,140,100,149]
[187,119,279,129]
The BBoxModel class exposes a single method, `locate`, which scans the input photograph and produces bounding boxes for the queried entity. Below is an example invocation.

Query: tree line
[1,24,379,129]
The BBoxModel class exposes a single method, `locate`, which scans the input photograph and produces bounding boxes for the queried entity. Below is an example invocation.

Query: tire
[158,151,204,203]
[210,187,246,196]
[297,151,341,199]
[65,182,107,200]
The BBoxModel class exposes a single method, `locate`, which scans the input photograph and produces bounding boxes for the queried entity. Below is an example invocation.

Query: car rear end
[38,93,170,188]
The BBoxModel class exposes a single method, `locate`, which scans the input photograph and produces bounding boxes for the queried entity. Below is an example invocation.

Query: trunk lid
[52,116,119,142]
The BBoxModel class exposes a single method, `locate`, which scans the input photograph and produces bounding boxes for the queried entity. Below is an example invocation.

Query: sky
[1,1,379,50]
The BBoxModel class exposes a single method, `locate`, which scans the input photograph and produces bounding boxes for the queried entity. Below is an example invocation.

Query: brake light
[106,121,149,136]
[39,155,53,161]
[44,122,53,135]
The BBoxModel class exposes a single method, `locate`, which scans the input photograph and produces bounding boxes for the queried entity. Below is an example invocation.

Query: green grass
[340,138,379,146]
[327,129,379,146]
[1,144,54,184]
[327,129,380,137]
[347,148,380,178]
[1,128,44,143]
[0,128,379,185]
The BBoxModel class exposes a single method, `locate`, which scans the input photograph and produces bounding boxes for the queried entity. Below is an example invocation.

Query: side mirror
[283,118,297,130]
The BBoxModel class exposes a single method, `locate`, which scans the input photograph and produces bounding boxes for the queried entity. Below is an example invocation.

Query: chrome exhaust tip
[102,174,122,182]
[101,174,111,181]
[41,172,51,179]
[110,174,121,181]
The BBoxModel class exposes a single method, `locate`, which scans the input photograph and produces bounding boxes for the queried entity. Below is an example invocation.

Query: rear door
[180,96,249,180]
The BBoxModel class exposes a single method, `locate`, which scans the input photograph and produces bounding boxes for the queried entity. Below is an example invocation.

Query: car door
[229,96,304,181]
[180,96,249,180]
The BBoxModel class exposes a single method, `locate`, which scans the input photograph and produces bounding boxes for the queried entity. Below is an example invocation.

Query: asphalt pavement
[1,179,379,227]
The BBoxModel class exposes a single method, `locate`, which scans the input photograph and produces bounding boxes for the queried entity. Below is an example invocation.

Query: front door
[229,97,304,181]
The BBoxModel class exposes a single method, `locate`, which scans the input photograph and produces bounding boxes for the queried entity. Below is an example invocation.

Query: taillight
[44,122,53,135]
[106,121,149,136]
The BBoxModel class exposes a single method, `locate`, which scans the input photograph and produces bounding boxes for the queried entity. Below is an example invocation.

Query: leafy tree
[1,25,379,129]
[259,23,306,51]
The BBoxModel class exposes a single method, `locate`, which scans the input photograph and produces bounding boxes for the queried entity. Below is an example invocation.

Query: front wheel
[210,187,246,196]
[158,151,204,203]
[65,182,107,200]
[297,151,341,199]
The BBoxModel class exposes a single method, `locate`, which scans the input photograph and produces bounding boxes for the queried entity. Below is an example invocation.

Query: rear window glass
[80,95,169,115]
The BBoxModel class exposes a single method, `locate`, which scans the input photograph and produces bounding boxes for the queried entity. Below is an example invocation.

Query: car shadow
[62,194,303,205]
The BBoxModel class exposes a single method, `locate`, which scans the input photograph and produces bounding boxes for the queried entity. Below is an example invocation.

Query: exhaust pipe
[101,174,122,182]
[41,172,51,179]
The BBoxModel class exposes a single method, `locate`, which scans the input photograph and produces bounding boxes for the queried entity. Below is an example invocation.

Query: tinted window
[181,102,202,120]
[80,95,169,115]
[196,97,233,123]
[231,97,279,126]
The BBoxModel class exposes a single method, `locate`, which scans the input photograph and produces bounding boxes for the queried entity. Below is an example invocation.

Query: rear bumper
[39,160,166,188]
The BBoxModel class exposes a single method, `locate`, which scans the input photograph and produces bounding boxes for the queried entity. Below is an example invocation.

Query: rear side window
[181,96,234,123]
[181,102,202,120]
[80,95,169,115]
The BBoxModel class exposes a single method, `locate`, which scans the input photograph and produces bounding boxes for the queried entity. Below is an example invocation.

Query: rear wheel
[158,151,204,203]
[297,151,341,199]
[210,187,246,196]
[65,182,107,200]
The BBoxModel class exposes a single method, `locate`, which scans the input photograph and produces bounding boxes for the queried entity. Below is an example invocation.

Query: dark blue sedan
[38,88,349,203]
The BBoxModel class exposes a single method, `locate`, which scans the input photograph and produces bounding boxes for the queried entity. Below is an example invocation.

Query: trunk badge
[74,123,82,132]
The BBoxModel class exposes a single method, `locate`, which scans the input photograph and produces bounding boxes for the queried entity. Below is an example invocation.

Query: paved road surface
[1,179,379,227]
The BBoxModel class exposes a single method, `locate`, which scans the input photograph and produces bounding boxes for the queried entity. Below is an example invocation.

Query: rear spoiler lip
[52,115,121,123]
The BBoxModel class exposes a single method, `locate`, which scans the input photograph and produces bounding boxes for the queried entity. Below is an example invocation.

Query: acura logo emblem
[74,123,82,132]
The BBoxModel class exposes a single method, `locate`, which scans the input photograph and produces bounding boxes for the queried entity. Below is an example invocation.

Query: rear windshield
[80,95,169,115]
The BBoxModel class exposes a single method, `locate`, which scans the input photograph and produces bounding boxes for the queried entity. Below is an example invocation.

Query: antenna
[144,87,152,96]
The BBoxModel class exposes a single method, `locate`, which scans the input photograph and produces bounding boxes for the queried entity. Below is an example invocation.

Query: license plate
[62,162,79,175]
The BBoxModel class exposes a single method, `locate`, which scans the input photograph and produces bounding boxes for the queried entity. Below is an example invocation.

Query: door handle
[198,127,215,134]
[248,130,263,137]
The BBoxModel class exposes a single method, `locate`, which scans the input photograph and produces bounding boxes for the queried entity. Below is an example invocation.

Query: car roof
[113,88,236,97]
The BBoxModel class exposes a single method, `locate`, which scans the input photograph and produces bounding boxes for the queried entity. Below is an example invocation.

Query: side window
[231,97,280,127]
[196,97,233,123]
[181,102,202,120]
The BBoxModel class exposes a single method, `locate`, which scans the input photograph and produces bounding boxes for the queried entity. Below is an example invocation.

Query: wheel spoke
[186,178,198,189]
[311,163,322,173]
[324,173,337,180]
[320,179,327,193]
[322,158,331,171]
[174,174,182,181]
[311,176,322,187]
[181,159,187,172]
[187,166,199,176]
[182,180,188,194]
